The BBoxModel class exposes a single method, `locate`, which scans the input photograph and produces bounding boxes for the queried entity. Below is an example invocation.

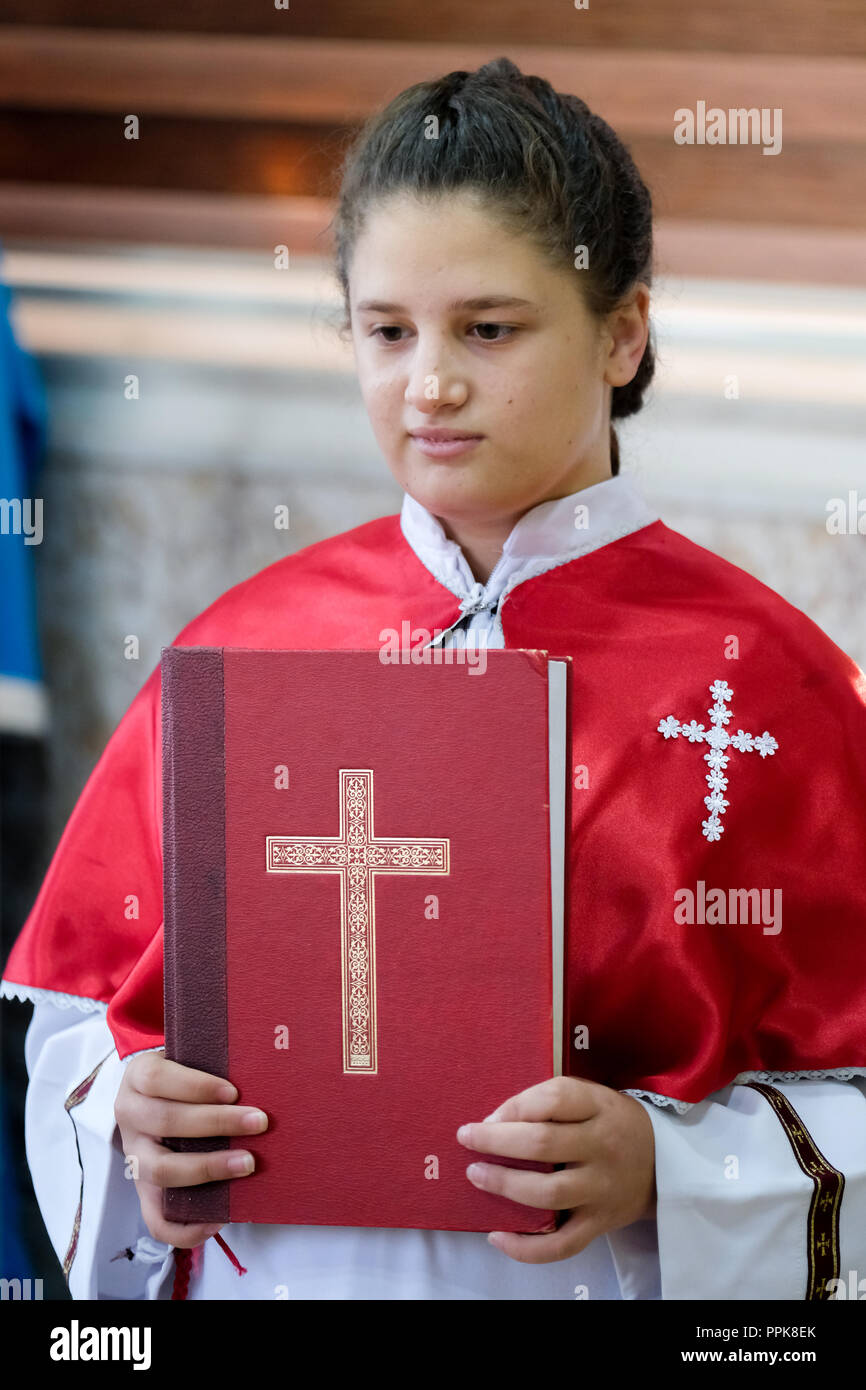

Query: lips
[409,431,484,441]
[409,432,484,460]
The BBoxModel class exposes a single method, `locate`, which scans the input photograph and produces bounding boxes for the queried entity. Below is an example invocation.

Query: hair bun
[438,69,471,105]
[474,57,525,86]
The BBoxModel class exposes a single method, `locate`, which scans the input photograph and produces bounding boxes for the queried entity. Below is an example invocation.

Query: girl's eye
[369,323,516,344]
[470,322,515,342]
[370,325,405,344]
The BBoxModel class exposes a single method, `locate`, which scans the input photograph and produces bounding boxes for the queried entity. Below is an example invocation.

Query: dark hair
[330,56,655,477]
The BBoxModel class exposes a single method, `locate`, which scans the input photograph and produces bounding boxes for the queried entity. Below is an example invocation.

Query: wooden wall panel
[3,182,864,284]
[1,111,862,232]
[0,0,863,58]
[0,9,862,279]
[0,111,347,200]
[0,31,861,146]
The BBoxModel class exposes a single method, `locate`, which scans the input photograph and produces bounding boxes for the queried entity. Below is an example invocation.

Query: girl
[5,57,866,1301]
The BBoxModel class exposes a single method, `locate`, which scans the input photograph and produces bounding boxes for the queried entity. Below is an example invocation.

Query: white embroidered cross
[657,679,779,841]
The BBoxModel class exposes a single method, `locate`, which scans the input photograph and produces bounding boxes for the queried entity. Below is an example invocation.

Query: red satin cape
[4,514,866,1103]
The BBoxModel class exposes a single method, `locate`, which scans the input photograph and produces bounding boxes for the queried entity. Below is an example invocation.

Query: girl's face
[347,189,648,530]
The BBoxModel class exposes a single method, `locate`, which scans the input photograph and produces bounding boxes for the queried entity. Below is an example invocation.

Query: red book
[162,646,570,1232]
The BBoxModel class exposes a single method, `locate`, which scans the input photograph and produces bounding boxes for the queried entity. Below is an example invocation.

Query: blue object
[0,265,48,687]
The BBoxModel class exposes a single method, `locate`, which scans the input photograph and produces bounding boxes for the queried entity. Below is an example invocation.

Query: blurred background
[1,1,864,1297]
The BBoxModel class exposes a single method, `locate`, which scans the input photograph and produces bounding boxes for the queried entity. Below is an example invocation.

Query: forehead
[348,189,559,302]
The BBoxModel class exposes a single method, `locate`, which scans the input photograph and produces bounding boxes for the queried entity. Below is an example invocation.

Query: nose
[404,333,468,412]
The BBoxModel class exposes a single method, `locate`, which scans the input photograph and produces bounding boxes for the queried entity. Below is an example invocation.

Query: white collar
[400,472,659,616]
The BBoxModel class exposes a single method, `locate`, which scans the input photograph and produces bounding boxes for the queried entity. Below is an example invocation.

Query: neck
[436,516,515,586]
[436,461,614,586]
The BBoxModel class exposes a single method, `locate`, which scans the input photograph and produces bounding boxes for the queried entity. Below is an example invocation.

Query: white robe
[14,474,866,1299]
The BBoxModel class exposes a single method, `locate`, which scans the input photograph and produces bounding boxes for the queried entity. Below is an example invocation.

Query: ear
[602,283,651,389]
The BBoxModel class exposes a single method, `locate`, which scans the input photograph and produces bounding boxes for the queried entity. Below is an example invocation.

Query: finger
[466,1159,591,1211]
[129,1052,238,1103]
[137,1181,225,1250]
[459,1119,590,1163]
[126,1095,268,1141]
[482,1076,601,1126]
[125,1134,258,1189]
[487,1209,600,1265]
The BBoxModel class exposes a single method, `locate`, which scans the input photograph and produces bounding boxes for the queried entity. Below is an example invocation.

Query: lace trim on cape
[624,1068,866,1113]
[0,978,108,1015]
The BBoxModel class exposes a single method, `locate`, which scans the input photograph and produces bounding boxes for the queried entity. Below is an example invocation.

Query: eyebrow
[354,295,540,314]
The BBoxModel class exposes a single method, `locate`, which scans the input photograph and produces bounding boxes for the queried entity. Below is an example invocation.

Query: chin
[389,454,513,518]
[405,467,480,504]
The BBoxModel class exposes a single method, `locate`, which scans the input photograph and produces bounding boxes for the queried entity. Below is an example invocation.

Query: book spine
[560,656,573,1080]
[161,645,231,1225]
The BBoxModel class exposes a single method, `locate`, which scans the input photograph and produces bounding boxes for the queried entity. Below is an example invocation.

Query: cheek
[356,379,388,429]
[360,362,403,417]
[535,362,592,425]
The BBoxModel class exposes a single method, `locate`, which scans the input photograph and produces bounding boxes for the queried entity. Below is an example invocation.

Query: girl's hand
[114,1048,268,1249]
[457,1076,656,1263]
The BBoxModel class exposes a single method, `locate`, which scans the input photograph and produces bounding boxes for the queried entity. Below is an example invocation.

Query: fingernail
[217,1082,237,1101]
[242,1109,268,1132]
[457,1125,471,1142]
[228,1153,255,1176]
